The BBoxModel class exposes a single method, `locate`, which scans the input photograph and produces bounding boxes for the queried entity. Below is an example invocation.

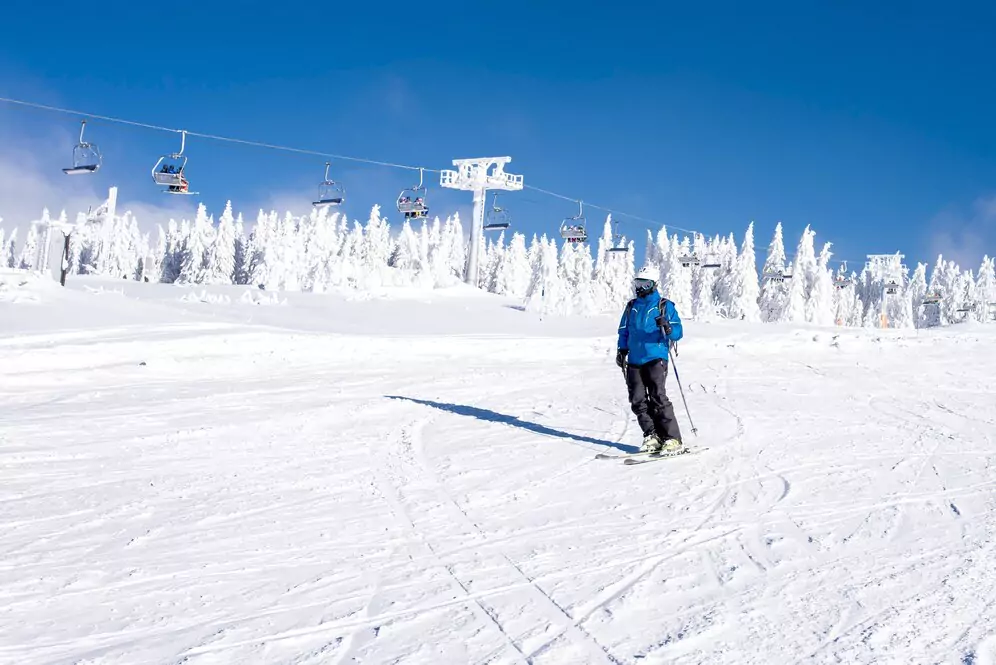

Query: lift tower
[440,157,523,286]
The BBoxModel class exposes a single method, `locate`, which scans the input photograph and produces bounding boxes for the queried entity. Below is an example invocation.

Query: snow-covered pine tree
[728,221,761,321]
[178,204,213,284]
[807,241,837,326]
[907,263,929,328]
[495,232,531,298]
[690,233,712,318]
[4,229,17,269]
[780,226,815,323]
[711,233,739,319]
[662,234,693,314]
[593,216,634,312]
[206,201,237,284]
[973,256,996,323]
[525,236,568,314]
[759,222,789,322]
[18,219,40,270]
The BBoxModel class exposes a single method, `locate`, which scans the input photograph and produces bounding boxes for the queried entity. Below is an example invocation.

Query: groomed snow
[3,272,996,664]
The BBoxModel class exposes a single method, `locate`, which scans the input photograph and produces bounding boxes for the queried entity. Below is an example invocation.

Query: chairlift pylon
[63,119,102,175]
[313,161,344,208]
[483,192,510,231]
[152,130,197,195]
[397,167,428,219]
[560,200,587,244]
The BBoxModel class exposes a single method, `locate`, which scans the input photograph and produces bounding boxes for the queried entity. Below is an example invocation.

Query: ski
[595,450,652,460]
[622,447,708,465]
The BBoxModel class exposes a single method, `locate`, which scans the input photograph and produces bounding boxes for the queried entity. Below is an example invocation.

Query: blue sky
[2,1,995,271]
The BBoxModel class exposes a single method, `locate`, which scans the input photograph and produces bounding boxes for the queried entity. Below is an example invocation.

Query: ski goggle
[634,278,655,289]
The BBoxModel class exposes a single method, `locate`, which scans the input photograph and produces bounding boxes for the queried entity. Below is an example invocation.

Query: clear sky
[1,0,995,271]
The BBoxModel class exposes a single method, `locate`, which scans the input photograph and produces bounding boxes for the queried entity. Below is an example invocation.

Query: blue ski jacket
[617,290,683,366]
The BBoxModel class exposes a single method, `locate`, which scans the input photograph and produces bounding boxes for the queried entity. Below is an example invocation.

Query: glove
[615,348,628,368]
[655,315,672,337]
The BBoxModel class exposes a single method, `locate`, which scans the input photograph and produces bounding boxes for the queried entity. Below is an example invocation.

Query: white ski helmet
[634,266,658,297]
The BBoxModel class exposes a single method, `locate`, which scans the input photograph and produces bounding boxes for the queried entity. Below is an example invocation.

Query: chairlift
[483,192,510,231]
[701,254,722,269]
[152,131,197,195]
[607,220,629,253]
[678,253,700,268]
[922,291,942,305]
[313,161,344,208]
[63,120,102,175]
[884,279,899,295]
[560,200,587,244]
[397,167,428,219]
[834,275,852,289]
[763,268,791,283]
[956,302,977,313]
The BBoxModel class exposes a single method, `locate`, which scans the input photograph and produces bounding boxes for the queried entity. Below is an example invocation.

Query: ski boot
[659,438,686,455]
[640,432,663,454]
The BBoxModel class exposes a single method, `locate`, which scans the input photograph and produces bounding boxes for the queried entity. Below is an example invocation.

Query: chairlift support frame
[152,130,197,195]
[560,200,587,244]
[397,167,429,219]
[313,161,345,208]
[63,119,102,175]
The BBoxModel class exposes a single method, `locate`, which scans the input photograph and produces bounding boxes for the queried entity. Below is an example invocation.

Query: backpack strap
[624,298,635,320]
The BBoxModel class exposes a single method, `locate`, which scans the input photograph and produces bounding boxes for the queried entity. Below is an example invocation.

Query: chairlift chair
[397,167,429,219]
[764,268,792,282]
[884,279,899,295]
[606,220,628,253]
[834,275,852,289]
[483,192,510,231]
[678,253,701,268]
[700,254,722,269]
[956,302,977,313]
[313,161,345,208]
[559,200,587,244]
[63,120,102,175]
[152,131,197,195]
[922,291,942,305]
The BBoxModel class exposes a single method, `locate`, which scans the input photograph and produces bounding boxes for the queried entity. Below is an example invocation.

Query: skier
[615,266,685,454]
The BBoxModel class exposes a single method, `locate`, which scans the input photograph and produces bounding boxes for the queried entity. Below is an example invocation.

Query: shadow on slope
[386,395,637,454]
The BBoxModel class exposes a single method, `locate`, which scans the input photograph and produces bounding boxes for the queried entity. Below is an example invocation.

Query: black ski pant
[626,358,682,442]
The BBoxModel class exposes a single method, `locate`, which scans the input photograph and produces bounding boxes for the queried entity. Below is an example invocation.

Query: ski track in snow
[2,279,996,664]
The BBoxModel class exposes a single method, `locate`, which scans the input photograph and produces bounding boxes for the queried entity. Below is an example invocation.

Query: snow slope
[3,270,996,664]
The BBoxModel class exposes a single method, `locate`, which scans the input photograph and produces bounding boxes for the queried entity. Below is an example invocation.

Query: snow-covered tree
[780,226,815,323]
[728,222,760,321]
[807,241,837,326]
[759,222,789,322]
[206,201,237,284]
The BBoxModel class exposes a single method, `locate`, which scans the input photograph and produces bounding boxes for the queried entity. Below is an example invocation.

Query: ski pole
[668,344,698,436]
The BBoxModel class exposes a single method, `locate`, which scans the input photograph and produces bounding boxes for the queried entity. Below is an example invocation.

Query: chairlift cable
[0,96,435,174]
[0,94,863,256]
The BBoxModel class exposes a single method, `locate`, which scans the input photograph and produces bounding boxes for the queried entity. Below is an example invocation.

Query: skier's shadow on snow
[386,396,638,454]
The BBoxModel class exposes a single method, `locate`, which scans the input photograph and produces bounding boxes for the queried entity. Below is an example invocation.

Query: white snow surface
[3,270,996,664]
